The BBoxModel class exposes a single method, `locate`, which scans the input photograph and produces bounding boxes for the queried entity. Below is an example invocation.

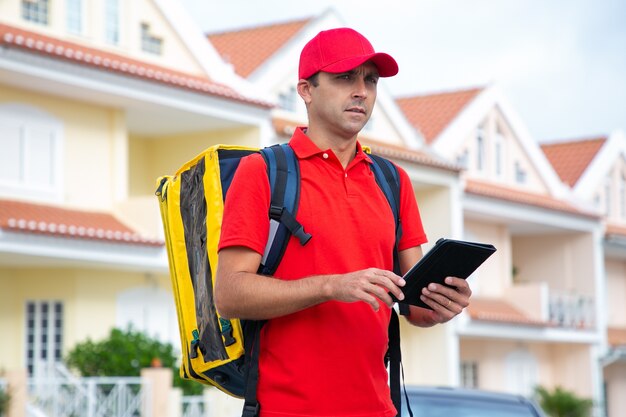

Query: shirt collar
[289,127,372,165]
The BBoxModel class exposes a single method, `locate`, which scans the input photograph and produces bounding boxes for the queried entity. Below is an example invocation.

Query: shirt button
[322,153,329,159]
[345,173,348,178]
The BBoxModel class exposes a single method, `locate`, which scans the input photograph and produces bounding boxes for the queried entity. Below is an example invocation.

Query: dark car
[402,386,547,417]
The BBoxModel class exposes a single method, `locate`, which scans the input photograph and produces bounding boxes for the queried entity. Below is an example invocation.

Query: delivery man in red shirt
[216,27,472,417]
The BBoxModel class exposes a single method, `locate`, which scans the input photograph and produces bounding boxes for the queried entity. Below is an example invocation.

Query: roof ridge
[540,135,608,147]
[205,15,313,37]
[396,85,486,101]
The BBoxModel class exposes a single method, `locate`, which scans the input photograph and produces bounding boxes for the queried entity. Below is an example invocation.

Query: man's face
[305,61,379,139]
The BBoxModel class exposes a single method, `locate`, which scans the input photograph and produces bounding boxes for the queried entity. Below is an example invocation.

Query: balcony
[504,283,596,329]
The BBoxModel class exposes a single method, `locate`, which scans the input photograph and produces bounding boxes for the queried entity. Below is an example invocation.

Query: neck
[305,126,358,168]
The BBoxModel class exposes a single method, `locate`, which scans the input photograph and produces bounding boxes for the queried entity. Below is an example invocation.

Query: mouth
[346,106,366,115]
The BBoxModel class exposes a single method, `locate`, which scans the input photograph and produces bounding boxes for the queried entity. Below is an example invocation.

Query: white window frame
[277,86,297,112]
[25,300,64,378]
[605,177,612,216]
[66,0,83,35]
[21,0,49,25]
[505,349,538,397]
[0,104,64,202]
[476,127,485,172]
[494,128,505,178]
[460,361,479,388]
[141,23,163,55]
[104,0,120,45]
[116,286,178,349]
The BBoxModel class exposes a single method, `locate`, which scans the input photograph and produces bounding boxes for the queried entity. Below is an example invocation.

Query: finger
[444,277,472,295]
[422,287,461,313]
[419,294,455,318]
[367,270,405,301]
[368,285,397,307]
[359,291,381,311]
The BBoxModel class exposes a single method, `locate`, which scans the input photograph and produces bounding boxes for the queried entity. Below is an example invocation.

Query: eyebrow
[343,68,380,78]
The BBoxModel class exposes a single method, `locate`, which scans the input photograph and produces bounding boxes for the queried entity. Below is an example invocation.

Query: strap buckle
[242,402,260,417]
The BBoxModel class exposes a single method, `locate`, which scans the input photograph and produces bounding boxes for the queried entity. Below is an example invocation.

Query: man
[215,28,472,417]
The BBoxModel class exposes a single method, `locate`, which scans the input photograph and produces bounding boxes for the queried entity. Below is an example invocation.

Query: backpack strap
[258,144,312,276]
[369,153,413,417]
[242,144,311,417]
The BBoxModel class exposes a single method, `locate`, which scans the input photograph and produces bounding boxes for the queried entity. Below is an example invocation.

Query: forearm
[215,270,333,320]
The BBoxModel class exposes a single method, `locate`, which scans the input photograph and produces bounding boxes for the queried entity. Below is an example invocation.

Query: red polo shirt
[219,128,427,417]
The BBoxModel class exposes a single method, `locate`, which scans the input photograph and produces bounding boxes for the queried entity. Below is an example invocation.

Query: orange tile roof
[465,179,598,218]
[605,223,626,239]
[467,298,547,326]
[0,199,161,246]
[271,118,461,173]
[208,18,310,78]
[608,327,626,347]
[396,87,483,144]
[540,137,606,187]
[0,23,272,108]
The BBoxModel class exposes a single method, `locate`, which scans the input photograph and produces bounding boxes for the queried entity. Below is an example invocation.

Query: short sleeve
[218,153,271,255]
[396,164,428,250]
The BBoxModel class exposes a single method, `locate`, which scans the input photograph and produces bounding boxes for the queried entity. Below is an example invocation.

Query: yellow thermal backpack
[156,143,406,416]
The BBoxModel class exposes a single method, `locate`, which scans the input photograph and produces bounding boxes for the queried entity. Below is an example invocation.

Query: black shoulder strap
[242,144,311,417]
[258,144,311,275]
[369,153,413,417]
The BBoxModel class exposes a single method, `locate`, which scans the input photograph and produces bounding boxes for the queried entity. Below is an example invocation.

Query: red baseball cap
[298,27,399,80]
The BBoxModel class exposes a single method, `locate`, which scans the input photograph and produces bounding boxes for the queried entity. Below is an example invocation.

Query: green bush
[534,385,593,417]
[66,327,203,396]
[0,385,10,417]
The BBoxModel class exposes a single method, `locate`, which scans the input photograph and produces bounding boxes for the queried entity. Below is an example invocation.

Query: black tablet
[394,238,496,309]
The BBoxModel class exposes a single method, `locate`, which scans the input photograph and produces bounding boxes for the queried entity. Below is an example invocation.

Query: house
[397,85,607,413]
[541,130,626,417]
[0,0,272,399]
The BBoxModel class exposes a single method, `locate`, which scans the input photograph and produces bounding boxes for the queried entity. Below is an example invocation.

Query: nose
[352,77,368,99]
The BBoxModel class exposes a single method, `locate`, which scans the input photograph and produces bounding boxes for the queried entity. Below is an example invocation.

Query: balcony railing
[505,283,596,329]
[182,395,206,417]
[28,376,149,417]
[548,290,595,329]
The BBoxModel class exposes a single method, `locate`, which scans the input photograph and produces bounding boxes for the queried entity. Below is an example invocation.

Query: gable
[396,87,482,144]
[208,18,310,78]
[457,105,551,194]
[541,137,606,187]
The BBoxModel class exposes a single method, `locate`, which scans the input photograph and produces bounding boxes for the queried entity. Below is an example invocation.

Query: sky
[180,0,626,142]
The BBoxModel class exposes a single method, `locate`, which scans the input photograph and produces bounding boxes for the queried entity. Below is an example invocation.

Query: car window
[405,395,540,417]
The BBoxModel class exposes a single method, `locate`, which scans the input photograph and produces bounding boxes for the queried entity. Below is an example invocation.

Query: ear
[297,79,313,105]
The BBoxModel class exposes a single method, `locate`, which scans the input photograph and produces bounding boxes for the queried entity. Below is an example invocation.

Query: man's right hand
[322,268,405,311]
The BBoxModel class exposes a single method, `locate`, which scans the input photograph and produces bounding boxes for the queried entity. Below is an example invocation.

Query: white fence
[28,376,149,417]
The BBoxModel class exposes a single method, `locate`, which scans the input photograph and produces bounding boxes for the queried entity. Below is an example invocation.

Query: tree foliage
[65,327,203,395]
[0,385,10,417]
[534,385,593,417]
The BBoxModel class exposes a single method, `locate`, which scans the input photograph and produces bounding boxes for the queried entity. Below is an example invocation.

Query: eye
[337,74,352,80]
[367,76,379,85]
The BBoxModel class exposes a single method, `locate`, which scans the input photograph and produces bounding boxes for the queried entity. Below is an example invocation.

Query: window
[66,0,82,34]
[117,287,178,348]
[21,0,49,25]
[494,128,505,177]
[141,23,163,55]
[26,301,64,377]
[460,361,479,388]
[619,172,626,220]
[456,149,469,169]
[505,349,538,397]
[278,86,297,111]
[476,128,485,171]
[515,161,527,184]
[605,177,612,216]
[104,0,120,45]
[0,105,63,201]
